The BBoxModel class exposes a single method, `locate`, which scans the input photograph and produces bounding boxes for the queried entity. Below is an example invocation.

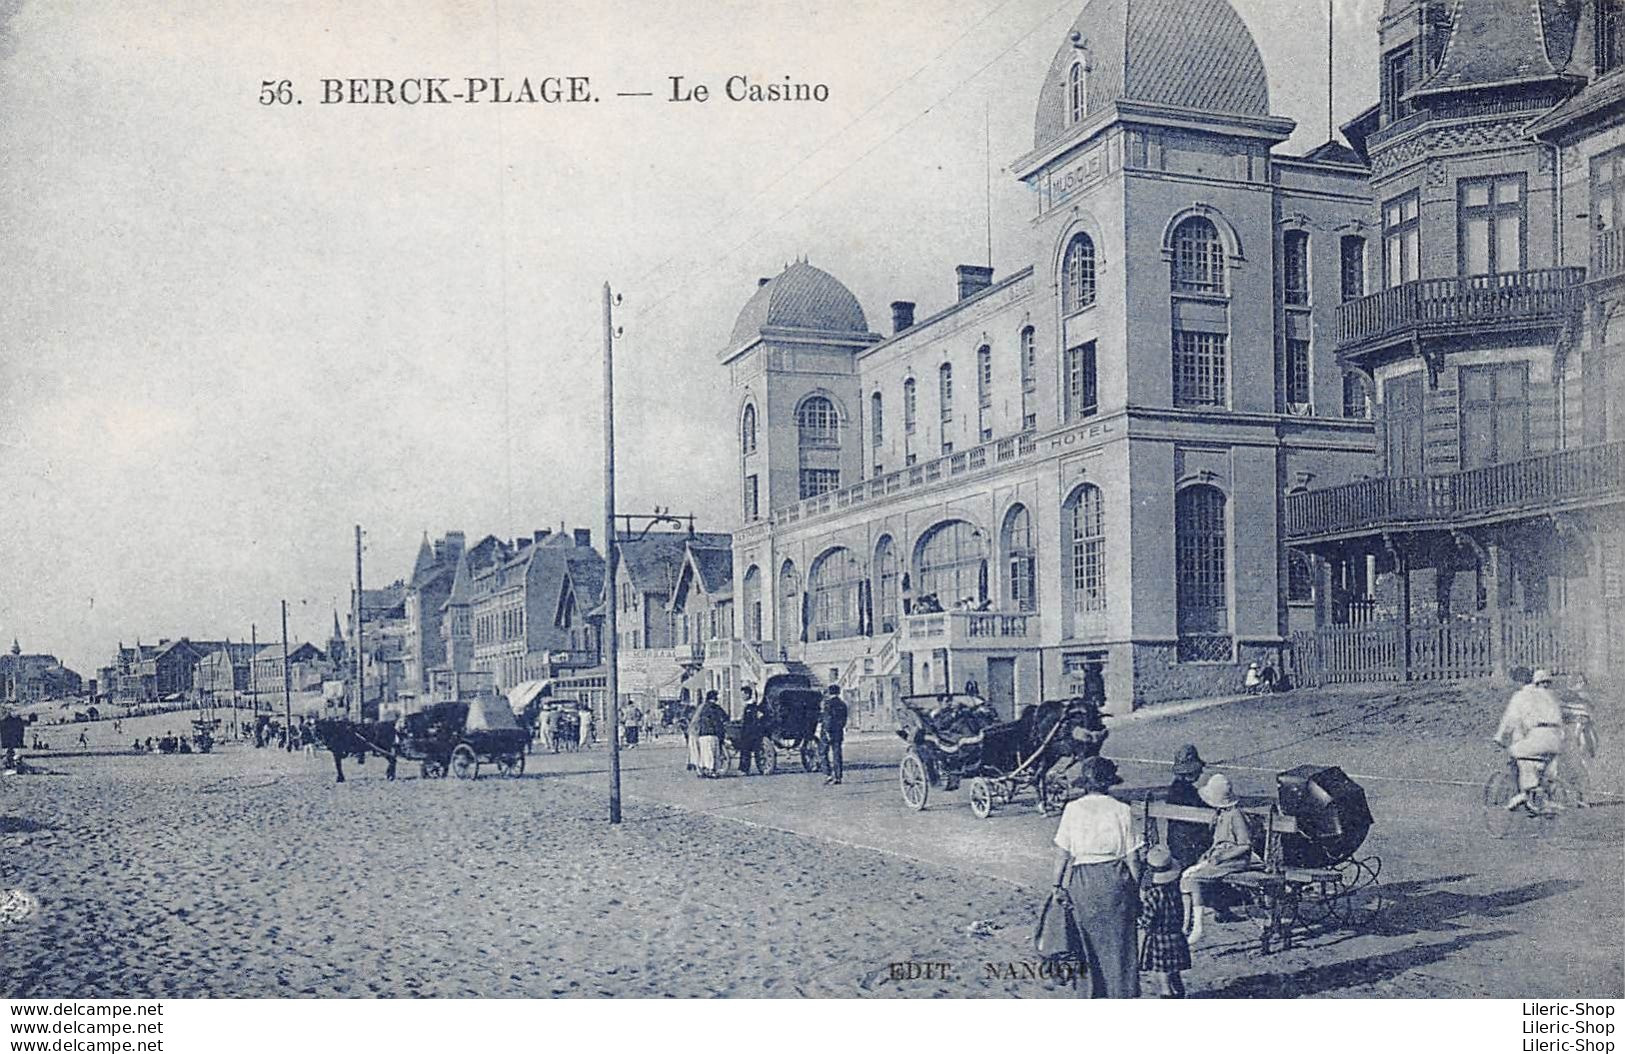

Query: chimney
[444,531,465,559]
[890,301,916,334]
[432,540,445,561]
[955,264,994,302]
[757,277,772,288]
[533,529,551,545]
[573,528,592,549]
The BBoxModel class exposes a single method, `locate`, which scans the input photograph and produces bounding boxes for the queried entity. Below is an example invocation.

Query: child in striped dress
[1139,846,1191,998]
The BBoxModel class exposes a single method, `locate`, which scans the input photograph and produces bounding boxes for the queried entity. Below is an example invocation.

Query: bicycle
[1482,744,1582,838]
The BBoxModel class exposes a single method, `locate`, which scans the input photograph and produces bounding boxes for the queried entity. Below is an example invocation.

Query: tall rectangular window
[939,364,953,423]
[1383,191,1420,288]
[743,475,759,520]
[1384,44,1414,122]
[1283,230,1310,307]
[977,345,993,441]
[1340,235,1367,302]
[1020,327,1037,431]
[1459,363,1529,469]
[903,379,917,434]
[1384,373,1426,477]
[1065,342,1098,420]
[1172,331,1227,408]
[1594,145,1625,233]
[1459,175,1525,276]
[1285,339,1312,408]
[798,468,840,500]
[1600,0,1623,74]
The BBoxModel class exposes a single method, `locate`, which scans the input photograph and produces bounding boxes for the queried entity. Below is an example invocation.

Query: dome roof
[1034,0,1271,150]
[728,261,869,348]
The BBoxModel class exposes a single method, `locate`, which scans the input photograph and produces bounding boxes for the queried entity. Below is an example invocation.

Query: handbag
[1033,887,1081,961]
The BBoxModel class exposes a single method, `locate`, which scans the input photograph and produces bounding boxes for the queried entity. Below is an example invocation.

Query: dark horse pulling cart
[896,694,1108,817]
[398,697,528,780]
[723,673,823,774]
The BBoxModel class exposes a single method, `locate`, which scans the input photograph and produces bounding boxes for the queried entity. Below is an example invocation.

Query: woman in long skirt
[1049,755,1142,998]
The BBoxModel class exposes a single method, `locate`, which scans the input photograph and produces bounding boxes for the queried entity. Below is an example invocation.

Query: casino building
[714,0,1381,717]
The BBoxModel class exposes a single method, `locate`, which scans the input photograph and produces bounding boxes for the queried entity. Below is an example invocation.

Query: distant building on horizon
[2,639,83,704]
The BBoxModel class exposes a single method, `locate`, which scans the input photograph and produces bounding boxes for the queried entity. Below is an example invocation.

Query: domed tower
[720,260,879,522]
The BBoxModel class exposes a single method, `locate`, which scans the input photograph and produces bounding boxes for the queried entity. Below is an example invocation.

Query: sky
[0,0,1382,674]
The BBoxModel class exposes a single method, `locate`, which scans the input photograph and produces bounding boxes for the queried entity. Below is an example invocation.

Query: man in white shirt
[1494,667,1565,813]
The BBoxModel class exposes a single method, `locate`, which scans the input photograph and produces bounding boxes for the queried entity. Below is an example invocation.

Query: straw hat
[1531,668,1554,686]
[1172,744,1206,778]
[1198,772,1239,809]
[1145,845,1181,884]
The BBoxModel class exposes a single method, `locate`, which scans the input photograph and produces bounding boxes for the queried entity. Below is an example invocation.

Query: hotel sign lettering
[1047,420,1114,450]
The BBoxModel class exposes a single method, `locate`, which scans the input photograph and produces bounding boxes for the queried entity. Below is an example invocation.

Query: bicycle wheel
[1483,765,1522,839]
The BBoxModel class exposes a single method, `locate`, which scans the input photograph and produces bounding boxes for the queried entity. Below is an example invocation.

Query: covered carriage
[721,673,823,774]
[896,694,1107,817]
[399,697,528,779]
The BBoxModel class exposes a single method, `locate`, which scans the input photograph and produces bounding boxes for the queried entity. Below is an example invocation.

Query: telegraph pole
[354,525,364,723]
[603,282,622,825]
[280,601,292,749]
[250,623,257,718]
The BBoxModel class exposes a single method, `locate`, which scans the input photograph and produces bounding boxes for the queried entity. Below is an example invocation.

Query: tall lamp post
[603,282,623,825]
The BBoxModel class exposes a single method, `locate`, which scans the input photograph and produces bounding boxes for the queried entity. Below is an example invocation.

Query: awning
[505,680,553,714]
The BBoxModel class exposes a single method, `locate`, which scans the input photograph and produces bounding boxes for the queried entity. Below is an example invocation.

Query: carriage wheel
[800,742,820,773]
[759,744,779,776]
[496,753,525,778]
[899,752,929,811]
[450,744,479,780]
[419,758,444,779]
[968,777,994,820]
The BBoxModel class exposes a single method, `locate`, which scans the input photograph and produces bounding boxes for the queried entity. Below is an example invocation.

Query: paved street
[3,681,1620,998]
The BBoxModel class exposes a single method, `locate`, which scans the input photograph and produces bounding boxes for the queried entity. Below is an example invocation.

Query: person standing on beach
[1050,755,1141,998]
[819,685,847,786]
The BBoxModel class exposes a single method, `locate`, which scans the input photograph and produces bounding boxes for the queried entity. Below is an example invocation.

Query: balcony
[1335,269,1585,357]
[900,610,1039,650]
[1285,441,1625,541]
[775,432,1038,527]
[1593,228,1625,284]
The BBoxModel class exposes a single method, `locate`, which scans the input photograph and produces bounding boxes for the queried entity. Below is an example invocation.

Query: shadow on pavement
[1371,876,1581,937]
[0,816,56,835]
[1196,929,1516,998]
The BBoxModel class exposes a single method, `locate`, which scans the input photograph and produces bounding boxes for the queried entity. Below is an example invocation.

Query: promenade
[3,681,1620,998]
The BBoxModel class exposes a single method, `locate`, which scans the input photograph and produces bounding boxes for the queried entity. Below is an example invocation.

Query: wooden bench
[1134,796,1334,954]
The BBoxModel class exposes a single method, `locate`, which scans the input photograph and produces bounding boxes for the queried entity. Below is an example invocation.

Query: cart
[399,698,528,779]
[895,694,1107,817]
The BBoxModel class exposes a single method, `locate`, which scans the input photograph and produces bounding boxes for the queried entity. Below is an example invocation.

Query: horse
[311,718,399,783]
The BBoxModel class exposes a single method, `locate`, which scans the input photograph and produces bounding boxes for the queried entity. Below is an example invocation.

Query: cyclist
[1493,667,1565,815]
[1560,674,1596,807]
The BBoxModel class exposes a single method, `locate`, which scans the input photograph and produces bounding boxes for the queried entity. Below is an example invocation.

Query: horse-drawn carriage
[896,694,1108,817]
[399,697,528,780]
[720,673,823,774]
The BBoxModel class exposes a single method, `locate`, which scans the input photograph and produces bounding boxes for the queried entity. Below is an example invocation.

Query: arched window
[916,521,988,609]
[797,395,838,447]
[809,548,864,641]
[1019,327,1037,430]
[777,561,801,643]
[1287,551,1315,604]
[1066,485,1106,626]
[1063,233,1097,313]
[741,566,763,642]
[1342,372,1372,419]
[1068,61,1086,124]
[870,391,883,448]
[1171,216,1227,295]
[1175,484,1229,639]
[1002,505,1036,612]
[741,403,757,455]
[903,378,917,434]
[874,536,900,633]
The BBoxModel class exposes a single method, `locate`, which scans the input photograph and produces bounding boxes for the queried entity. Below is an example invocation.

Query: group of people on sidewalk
[1044,746,1259,999]
[685,683,848,783]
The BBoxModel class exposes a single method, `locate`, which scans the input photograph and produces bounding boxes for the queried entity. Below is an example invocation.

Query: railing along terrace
[1593,228,1625,282]
[1285,441,1625,538]
[1335,268,1586,351]
[901,610,1035,646]
[775,431,1039,527]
